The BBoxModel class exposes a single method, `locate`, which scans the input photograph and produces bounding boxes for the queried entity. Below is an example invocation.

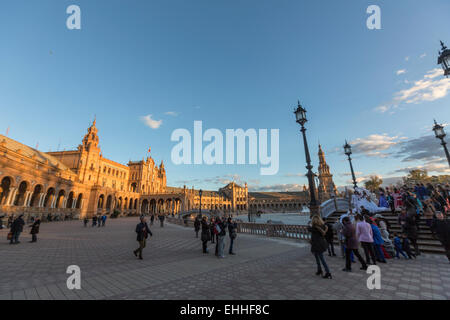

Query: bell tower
[78,118,101,184]
[317,144,337,202]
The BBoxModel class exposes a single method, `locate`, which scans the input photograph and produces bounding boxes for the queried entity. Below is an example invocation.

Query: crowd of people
[194,215,237,258]
[309,183,450,279]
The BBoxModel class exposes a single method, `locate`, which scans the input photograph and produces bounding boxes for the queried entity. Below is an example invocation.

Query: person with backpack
[133,217,153,260]
[227,217,237,255]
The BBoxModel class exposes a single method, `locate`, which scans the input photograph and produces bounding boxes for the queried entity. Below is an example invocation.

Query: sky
[1,0,450,192]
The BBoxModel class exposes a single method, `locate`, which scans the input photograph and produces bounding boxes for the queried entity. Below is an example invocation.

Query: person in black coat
[227,217,237,255]
[200,217,210,253]
[308,216,332,279]
[10,215,25,244]
[432,212,450,262]
[194,216,201,238]
[133,217,153,260]
[209,217,216,244]
[325,222,336,257]
[404,202,420,256]
[29,219,41,243]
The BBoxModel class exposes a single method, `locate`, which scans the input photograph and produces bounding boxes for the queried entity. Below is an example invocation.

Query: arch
[106,195,112,211]
[29,184,43,207]
[150,199,156,214]
[98,194,105,209]
[131,182,137,192]
[55,189,66,208]
[66,191,75,208]
[0,176,13,205]
[134,199,138,210]
[141,199,149,214]
[129,198,133,209]
[76,193,83,209]
[14,180,29,206]
[43,187,56,208]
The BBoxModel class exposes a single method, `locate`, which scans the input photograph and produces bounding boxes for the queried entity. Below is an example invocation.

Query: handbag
[7,232,12,241]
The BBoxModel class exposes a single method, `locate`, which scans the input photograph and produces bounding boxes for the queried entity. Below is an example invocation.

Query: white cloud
[249,183,305,192]
[374,68,450,113]
[140,115,163,129]
[350,134,405,157]
[420,53,427,59]
[396,69,406,75]
[165,111,178,116]
[405,56,410,62]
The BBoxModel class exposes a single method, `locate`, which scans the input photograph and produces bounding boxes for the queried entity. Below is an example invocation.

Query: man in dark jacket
[342,217,367,271]
[194,216,201,238]
[227,217,237,255]
[216,217,227,258]
[133,217,153,260]
[10,215,25,244]
[29,219,41,243]
[432,212,450,262]
[325,222,336,256]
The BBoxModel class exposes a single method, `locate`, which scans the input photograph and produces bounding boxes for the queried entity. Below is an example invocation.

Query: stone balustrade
[166,217,311,241]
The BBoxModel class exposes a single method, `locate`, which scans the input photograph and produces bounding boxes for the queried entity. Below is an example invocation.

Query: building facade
[0,120,251,219]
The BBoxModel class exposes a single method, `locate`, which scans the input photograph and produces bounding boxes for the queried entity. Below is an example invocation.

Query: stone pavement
[0,217,448,300]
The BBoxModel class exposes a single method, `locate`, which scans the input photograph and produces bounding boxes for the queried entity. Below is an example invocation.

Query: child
[401,234,416,259]
[393,233,408,259]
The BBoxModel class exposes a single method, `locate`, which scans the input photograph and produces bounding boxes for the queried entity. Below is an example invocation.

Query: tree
[403,169,429,185]
[364,175,383,193]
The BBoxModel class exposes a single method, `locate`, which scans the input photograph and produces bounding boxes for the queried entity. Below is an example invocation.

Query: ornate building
[0,119,250,219]
[317,145,337,202]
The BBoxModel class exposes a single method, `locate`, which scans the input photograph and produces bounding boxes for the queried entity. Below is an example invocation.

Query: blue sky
[1,0,450,191]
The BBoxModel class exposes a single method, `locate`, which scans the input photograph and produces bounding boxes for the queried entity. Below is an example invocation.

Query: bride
[352,187,386,214]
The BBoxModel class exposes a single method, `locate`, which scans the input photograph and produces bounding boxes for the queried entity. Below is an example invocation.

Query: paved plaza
[0,218,449,300]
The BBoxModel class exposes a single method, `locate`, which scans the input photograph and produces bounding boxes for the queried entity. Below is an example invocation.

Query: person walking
[368,217,387,263]
[97,215,102,228]
[355,214,377,265]
[159,214,165,227]
[133,217,153,260]
[325,222,336,257]
[92,215,97,227]
[342,216,368,271]
[194,216,201,238]
[150,214,155,226]
[10,215,25,244]
[101,214,107,227]
[432,212,450,262]
[216,217,227,258]
[83,217,89,227]
[227,217,237,255]
[200,216,210,254]
[393,233,409,259]
[404,202,420,256]
[401,234,416,259]
[209,217,216,244]
[29,218,41,243]
[308,216,332,279]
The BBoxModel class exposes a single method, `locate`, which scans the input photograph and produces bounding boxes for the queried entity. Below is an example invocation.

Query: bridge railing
[166,217,311,241]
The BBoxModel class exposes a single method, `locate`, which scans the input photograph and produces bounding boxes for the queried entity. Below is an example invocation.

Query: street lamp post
[438,41,450,77]
[199,189,203,217]
[344,141,358,188]
[294,101,319,217]
[432,120,450,168]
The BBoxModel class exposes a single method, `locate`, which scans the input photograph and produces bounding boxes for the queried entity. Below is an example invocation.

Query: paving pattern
[0,217,449,300]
